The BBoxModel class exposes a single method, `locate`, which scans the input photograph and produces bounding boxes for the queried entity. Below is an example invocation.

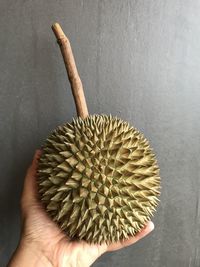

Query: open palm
[11,150,154,267]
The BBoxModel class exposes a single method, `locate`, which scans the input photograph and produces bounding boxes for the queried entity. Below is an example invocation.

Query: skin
[8,150,154,267]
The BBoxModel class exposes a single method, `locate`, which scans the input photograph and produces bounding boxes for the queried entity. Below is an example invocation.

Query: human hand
[8,150,154,267]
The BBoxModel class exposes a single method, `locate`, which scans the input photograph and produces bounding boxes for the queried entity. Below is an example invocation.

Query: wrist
[8,238,53,267]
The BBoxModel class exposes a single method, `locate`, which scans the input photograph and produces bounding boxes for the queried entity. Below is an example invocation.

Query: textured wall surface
[0,1,200,266]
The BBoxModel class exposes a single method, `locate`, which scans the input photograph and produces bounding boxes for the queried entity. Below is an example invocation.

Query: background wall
[0,1,200,266]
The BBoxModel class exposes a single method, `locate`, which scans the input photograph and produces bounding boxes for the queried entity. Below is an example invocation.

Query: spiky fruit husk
[38,114,160,244]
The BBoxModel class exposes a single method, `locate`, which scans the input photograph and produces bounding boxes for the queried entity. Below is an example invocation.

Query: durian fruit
[37,23,160,244]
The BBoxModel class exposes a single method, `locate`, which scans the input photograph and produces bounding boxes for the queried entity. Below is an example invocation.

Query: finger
[107,221,154,252]
[21,149,42,210]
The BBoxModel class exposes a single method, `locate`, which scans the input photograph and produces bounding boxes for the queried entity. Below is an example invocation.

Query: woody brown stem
[52,22,89,119]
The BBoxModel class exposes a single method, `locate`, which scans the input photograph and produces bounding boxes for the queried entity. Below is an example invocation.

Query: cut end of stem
[52,22,67,42]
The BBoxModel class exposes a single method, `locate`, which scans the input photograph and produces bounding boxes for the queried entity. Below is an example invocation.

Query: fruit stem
[52,22,89,119]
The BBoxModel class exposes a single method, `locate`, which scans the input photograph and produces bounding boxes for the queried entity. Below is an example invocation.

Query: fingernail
[36,149,42,156]
[148,221,155,231]
[143,221,154,233]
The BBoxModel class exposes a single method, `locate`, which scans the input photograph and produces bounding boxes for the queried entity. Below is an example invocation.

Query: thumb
[20,149,42,214]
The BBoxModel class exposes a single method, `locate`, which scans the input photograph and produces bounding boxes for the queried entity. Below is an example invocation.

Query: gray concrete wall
[0,1,200,266]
